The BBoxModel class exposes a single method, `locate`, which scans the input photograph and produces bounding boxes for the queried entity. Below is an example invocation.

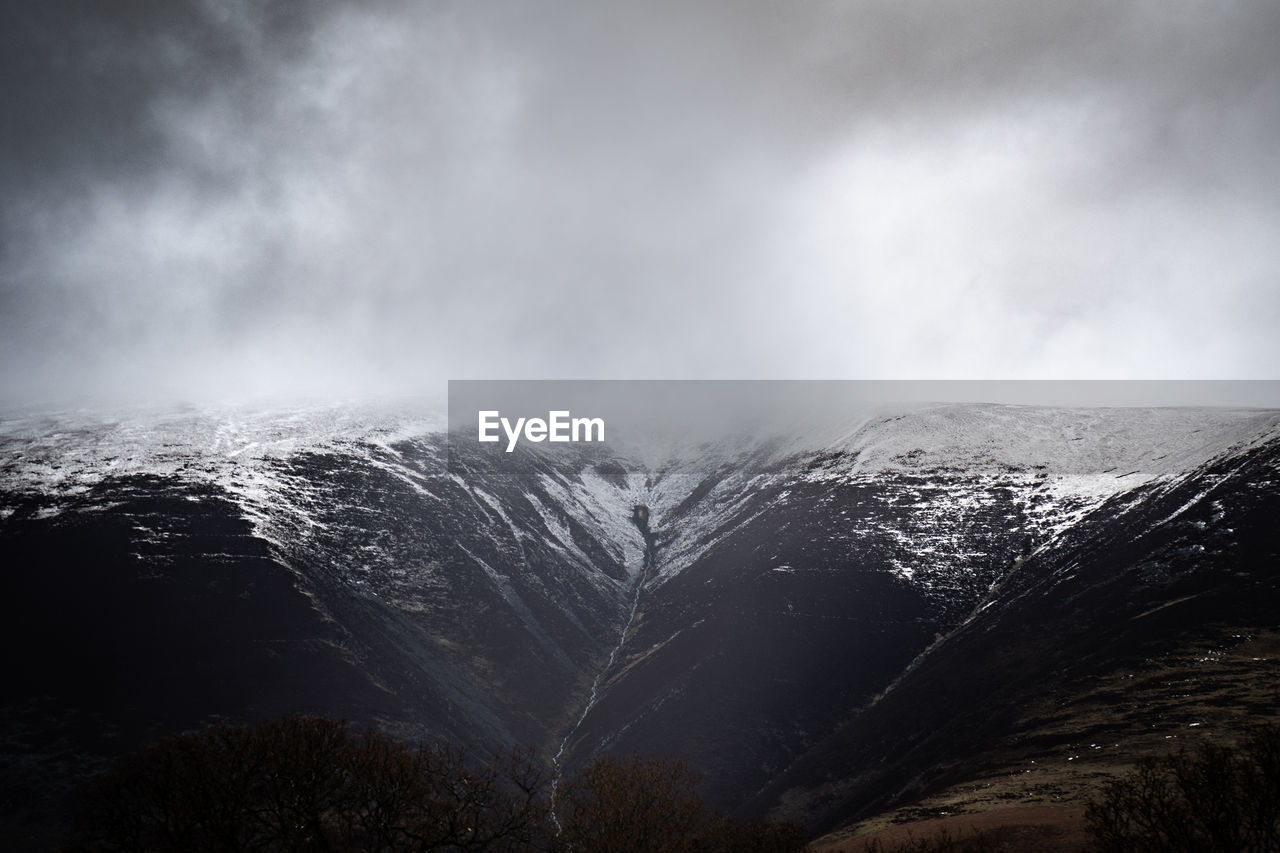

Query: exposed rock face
[2,401,1277,844]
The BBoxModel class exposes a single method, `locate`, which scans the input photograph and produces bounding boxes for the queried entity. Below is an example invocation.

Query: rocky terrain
[2,398,1277,847]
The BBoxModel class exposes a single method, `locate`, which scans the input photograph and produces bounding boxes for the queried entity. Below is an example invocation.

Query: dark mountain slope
[751,433,1280,835]
[2,402,1278,848]
[0,431,645,846]
[556,464,1035,812]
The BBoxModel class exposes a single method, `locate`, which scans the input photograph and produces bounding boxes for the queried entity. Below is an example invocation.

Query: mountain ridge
[2,400,1278,846]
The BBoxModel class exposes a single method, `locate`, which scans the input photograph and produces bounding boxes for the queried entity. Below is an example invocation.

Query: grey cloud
[1,1,1277,409]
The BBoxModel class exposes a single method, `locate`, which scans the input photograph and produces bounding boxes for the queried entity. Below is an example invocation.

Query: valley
[2,399,1277,848]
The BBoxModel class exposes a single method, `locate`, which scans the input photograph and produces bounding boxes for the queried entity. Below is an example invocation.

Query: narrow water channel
[549,504,657,827]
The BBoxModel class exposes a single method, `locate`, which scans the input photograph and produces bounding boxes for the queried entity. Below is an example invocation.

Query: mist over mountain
[2,398,1278,848]
[5,2,1280,406]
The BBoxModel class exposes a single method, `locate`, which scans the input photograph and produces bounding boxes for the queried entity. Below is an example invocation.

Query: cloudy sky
[2,0,1277,408]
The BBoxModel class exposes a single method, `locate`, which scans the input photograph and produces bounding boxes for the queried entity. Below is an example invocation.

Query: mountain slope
[1,400,1277,846]
[750,417,1280,835]
[551,406,1280,816]
[0,405,646,844]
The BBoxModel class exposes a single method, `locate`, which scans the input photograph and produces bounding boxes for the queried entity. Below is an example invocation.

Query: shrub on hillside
[554,754,806,853]
[68,717,807,852]
[68,716,545,852]
[853,828,992,852]
[1086,725,1280,853]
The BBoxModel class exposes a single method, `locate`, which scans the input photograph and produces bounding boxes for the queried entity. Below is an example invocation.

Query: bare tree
[68,716,551,852]
[1087,725,1280,853]
[553,754,806,853]
[70,718,806,852]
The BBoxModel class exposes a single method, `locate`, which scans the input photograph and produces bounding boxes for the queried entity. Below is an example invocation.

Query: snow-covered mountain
[2,399,1278,844]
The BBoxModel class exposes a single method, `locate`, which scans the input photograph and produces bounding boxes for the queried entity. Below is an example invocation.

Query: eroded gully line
[549,504,656,828]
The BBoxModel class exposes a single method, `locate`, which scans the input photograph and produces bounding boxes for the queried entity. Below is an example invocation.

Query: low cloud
[2,0,1277,408]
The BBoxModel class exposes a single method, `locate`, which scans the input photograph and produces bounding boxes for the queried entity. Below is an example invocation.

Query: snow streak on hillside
[3,397,1279,831]
[622,405,1280,588]
[0,401,442,515]
[4,402,1278,592]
